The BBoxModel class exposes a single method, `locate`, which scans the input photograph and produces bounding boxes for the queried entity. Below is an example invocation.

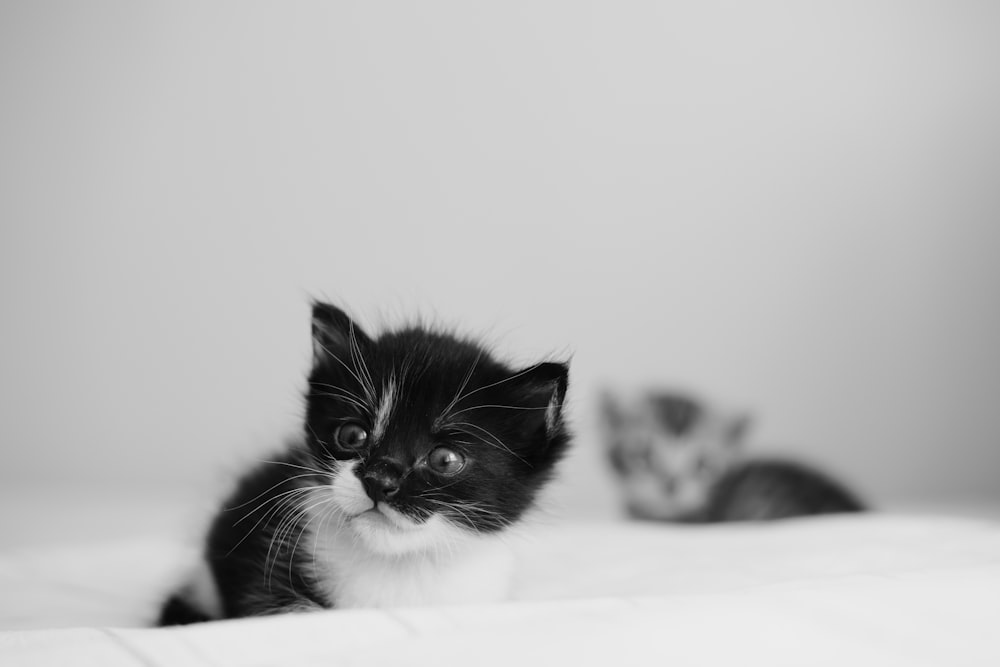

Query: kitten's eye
[335,423,369,451]
[427,447,466,475]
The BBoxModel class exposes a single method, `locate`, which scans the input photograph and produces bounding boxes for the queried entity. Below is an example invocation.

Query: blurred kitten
[601,391,864,522]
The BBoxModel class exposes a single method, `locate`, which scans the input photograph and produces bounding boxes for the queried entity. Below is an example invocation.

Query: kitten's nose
[361,460,403,503]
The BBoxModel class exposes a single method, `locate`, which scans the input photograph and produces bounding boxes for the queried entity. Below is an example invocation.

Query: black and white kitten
[601,390,864,523]
[159,302,570,623]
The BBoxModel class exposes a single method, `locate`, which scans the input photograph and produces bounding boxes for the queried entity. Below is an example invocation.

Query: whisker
[305,422,332,450]
[314,340,375,406]
[286,497,337,585]
[264,493,328,588]
[422,476,466,493]
[422,497,512,532]
[309,382,369,408]
[225,486,320,557]
[232,485,321,526]
[348,322,378,406]
[398,352,417,390]
[309,390,372,415]
[447,421,528,463]
[435,350,482,428]
[446,362,545,415]
[312,501,345,573]
[259,460,330,476]
[447,403,551,417]
[224,473,324,512]
[267,498,318,587]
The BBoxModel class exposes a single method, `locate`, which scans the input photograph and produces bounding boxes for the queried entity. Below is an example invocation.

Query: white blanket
[2,515,998,666]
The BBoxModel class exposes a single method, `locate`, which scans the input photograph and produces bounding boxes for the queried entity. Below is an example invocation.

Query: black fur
[201,448,329,619]
[158,302,571,623]
[157,594,211,626]
[702,459,865,522]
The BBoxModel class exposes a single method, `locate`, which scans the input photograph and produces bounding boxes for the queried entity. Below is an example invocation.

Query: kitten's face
[304,303,569,555]
[602,392,747,520]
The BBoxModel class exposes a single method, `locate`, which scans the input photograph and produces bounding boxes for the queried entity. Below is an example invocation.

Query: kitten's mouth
[351,505,419,532]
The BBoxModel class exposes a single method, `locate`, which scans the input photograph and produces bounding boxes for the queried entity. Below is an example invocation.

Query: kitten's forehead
[367,334,504,438]
[375,333,497,398]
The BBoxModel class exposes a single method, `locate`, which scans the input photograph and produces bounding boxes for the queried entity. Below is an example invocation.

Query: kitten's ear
[311,301,371,363]
[516,362,569,437]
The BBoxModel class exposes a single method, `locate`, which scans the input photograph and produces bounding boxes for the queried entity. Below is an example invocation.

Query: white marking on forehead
[373,373,397,440]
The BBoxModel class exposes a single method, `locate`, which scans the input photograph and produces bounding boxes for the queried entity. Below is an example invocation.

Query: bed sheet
[1,515,998,666]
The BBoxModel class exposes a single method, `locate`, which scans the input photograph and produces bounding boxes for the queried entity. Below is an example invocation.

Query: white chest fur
[309,518,515,608]
[305,458,516,609]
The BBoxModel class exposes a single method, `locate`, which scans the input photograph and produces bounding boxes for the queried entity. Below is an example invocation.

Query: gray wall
[2,1,999,515]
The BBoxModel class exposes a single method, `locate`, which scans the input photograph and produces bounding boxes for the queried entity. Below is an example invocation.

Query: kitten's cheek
[330,460,374,515]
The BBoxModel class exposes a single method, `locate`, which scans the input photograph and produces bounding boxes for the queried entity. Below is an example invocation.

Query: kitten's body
[601,390,864,523]
[160,304,569,623]
[702,459,864,522]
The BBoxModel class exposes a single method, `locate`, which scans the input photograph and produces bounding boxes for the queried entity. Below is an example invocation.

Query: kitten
[159,302,570,623]
[601,390,863,522]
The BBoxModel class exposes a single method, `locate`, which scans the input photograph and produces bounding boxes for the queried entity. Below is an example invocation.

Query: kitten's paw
[157,593,213,626]
[249,599,327,617]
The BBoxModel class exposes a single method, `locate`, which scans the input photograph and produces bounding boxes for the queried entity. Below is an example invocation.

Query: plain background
[2,1,999,527]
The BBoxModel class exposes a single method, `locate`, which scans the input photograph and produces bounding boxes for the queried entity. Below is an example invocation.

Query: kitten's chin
[350,506,418,535]
[346,507,469,557]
